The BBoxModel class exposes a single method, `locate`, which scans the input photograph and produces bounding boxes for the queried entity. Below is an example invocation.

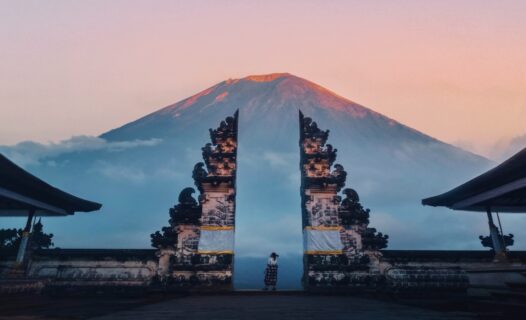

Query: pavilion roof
[0,153,102,216]
[422,147,526,213]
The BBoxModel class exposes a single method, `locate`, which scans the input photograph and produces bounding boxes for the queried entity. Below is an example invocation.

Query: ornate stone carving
[151,227,178,250]
[150,187,201,250]
[151,111,238,290]
[169,188,201,225]
[301,116,329,143]
[361,228,389,250]
[192,163,208,182]
[299,110,389,290]
[339,188,370,225]
[209,115,237,144]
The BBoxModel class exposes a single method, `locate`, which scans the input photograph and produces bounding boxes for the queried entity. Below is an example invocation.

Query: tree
[0,219,54,251]
[29,219,54,250]
[0,228,19,250]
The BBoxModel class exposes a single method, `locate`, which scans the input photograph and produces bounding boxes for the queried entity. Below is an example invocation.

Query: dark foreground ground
[0,292,524,320]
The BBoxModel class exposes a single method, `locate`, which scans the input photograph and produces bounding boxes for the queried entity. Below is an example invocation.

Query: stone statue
[331,164,347,189]
[341,188,360,207]
[192,162,208,183]
[178,187,198,207]
[164,187,202,226]
[339,188,370,225]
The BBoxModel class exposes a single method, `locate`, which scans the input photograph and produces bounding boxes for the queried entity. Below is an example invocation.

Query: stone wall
[382,250,526,295]
[2,249,526,295]
[0,249,157,294]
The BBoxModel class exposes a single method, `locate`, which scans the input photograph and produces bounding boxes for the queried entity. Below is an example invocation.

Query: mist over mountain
[488,134,526,161]
[3,72,511,289]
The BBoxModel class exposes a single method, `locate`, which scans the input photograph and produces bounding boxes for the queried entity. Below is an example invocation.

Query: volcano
[1,73,495,289]
[103,72,467,150]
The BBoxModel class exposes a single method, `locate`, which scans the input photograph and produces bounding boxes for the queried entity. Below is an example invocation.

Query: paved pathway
[91,295,474,320]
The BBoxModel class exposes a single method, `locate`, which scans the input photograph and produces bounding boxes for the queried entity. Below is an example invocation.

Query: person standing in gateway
[263,252,279,291]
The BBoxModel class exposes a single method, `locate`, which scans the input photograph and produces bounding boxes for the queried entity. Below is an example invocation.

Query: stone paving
[91,294,475,320]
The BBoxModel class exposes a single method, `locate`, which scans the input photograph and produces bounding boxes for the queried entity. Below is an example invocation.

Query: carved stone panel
[175,226,200,265]
[305,192,340,227]
[201,191,235,226]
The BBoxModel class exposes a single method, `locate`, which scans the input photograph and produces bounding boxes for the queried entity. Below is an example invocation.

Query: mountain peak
[241,73,291,83]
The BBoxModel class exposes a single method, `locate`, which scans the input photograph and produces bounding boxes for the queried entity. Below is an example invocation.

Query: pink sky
[1,1,525,157]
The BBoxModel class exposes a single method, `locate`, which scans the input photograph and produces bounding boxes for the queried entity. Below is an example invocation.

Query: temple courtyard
[1,292,524,320]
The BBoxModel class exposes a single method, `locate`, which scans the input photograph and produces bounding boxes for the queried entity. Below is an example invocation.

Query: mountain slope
[100,72,490,206]
[102,73,474,149]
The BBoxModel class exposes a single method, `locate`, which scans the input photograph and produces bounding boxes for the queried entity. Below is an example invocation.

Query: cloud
[0,136,162,167]
[263,151,296,168]
[453,134,526,162]
[262,151,300,189]
[88,150,183,184]
[489,134,526,161]
[90,161,147,183]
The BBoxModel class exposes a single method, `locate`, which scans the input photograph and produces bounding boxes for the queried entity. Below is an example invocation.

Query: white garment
[268,257,278,266]
[303,229,343,253]
[198,229,234,253]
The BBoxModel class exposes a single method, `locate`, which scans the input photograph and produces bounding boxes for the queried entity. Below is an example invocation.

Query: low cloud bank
[0,136,162,167]
[490,134,526,161]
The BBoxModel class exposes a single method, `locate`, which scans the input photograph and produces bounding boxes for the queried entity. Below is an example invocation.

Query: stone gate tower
[299,111,389,290]
[151,111,238,291]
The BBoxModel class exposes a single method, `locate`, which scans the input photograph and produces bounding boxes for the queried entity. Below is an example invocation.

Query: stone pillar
[15,208,35,265]
[192,111,238,288]
[299,111,388,290]
[299,111,346,288]
[151,111,238,291]
[486,208,507,262]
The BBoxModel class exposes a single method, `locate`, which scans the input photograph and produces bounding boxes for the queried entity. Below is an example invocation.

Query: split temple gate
[5,109,518,295]
[147,110,470,292]
[151,111,238,290]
